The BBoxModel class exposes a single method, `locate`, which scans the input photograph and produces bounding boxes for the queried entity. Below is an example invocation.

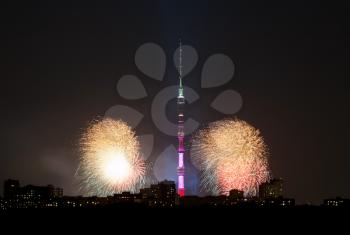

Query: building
[4,179,20,199]
[16,185,62,200]
[60,196,106,208]
[2,179,64,209]
[4,179,63,200]
[48,185,63,198]
[0,197,4,210]
[229,189,244,199]
[140,187,152,199]
[323,197,350,207]
[227,189,245,205]
[259,197,295,207]
[20,185,49,200]
[257,178,295,207]
[177,41,185,197]
[140,180,177,207]
[157,180,177,205]
[112,192,137,203]
[259,178,283,199]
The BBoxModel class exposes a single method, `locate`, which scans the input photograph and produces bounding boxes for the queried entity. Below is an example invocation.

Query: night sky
[1,1,349,204]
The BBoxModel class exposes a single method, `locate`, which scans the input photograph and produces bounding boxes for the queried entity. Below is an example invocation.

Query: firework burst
[76,118,146,196]
[191,118,270,196]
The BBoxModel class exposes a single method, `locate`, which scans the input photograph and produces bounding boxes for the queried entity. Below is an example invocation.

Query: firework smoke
[76,118,146,196]
[191,118,270,196]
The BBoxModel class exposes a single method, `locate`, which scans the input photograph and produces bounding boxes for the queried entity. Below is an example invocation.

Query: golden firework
[76,118,145,196]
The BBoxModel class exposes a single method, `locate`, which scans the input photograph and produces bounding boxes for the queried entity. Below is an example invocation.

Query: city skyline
[2,178,348,208]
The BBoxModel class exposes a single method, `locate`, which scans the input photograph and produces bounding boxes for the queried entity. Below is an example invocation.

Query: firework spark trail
[191,118,270,196]
[76,118,146,196]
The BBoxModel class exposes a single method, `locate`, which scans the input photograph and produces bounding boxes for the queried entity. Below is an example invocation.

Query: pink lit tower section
[177,41,185,197]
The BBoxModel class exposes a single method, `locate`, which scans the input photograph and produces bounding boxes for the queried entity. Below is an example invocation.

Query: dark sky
[0,0,349,204]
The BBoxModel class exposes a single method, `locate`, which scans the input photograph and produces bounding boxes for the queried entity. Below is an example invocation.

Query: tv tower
[177,40,185,197]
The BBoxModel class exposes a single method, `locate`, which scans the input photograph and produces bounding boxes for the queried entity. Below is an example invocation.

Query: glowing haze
[191,118,270,196]
[76,118,146,196]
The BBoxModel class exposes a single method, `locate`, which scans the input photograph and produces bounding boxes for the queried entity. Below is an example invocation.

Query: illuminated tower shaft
[177,41,185,197]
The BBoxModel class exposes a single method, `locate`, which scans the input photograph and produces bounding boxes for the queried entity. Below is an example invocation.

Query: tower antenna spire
[178,39,184,97]
[179,39,182,80]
